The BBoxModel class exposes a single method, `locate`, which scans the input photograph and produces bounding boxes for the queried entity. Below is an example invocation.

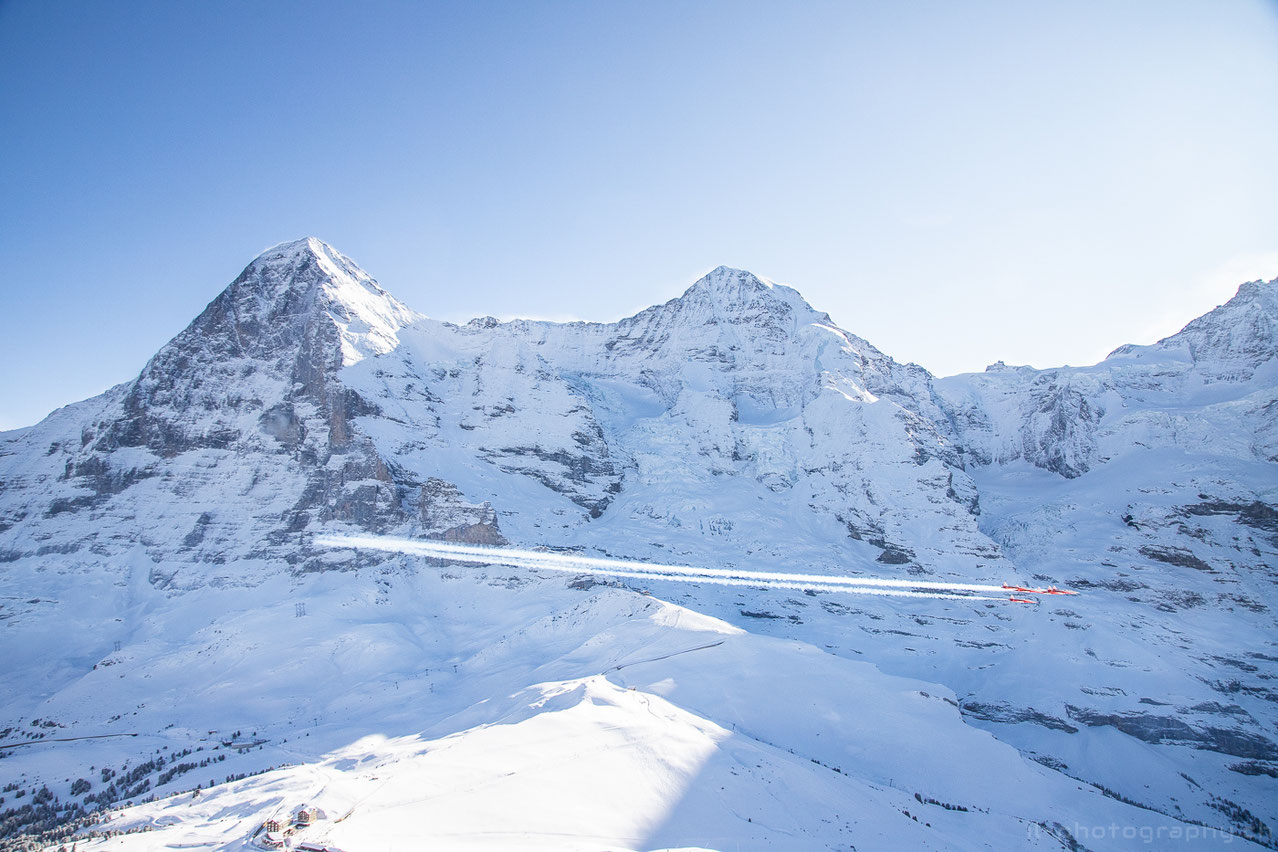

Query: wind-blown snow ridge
[318,535,1022,601]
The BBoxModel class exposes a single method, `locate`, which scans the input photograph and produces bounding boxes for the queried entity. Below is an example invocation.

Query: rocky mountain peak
[94,239,418,458]
[227,237,420,367]
[1174,276,1276,348]
[696,264,768,291]
[682,265,819,322]
[1234,275,1278,307]
[1105,277,1277,379]
[609,266,831,357]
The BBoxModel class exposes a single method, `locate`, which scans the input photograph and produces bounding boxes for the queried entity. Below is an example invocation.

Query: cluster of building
[256,805,323,849]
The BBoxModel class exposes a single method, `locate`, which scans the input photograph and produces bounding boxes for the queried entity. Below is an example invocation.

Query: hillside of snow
[0,239,1274,850]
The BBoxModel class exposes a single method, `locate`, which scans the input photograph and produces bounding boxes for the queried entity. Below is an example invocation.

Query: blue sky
[2,0,1277,430]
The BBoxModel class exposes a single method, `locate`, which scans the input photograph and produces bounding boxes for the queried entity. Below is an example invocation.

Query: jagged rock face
[0,239,438,578]
[940,367,1106,477]
[419,478,505,544]
[106,237,417,454]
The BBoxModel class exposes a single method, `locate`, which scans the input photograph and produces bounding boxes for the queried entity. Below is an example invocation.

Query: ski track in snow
[317,535,1018,603]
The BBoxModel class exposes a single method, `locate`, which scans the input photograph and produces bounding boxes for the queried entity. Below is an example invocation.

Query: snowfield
[17,570,1246,851]
[0,240,1274,850]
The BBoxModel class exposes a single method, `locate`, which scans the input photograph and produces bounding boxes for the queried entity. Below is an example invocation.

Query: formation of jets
[320,534,1082,608]
[1003,583,1079,603]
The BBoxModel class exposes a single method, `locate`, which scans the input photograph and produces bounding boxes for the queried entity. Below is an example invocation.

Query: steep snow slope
[0,242,1274,849]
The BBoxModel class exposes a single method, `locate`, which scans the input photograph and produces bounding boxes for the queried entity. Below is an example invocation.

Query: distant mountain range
[1,238,1274,850]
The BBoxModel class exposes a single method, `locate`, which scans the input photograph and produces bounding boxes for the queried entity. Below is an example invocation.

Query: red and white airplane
[1003,583,1078,596]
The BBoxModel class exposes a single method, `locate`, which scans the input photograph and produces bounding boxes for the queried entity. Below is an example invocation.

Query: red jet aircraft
[1002,583,1078,596]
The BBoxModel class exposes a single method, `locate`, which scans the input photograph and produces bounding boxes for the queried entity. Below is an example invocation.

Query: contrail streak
[316,534,1013,603]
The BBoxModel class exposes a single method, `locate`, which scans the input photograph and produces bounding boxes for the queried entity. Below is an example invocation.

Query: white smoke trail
[316,534,1014,603]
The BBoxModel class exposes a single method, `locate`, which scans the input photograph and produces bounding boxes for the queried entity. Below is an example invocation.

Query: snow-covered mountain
[1,239,1274,850]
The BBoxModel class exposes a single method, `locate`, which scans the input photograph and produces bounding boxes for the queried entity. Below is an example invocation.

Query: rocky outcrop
[1065,705,1278,760]
[419,478,505,544]
[960,700,1080,734]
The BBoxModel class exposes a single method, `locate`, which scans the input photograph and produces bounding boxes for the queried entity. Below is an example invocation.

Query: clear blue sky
[2,0,1277,430]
